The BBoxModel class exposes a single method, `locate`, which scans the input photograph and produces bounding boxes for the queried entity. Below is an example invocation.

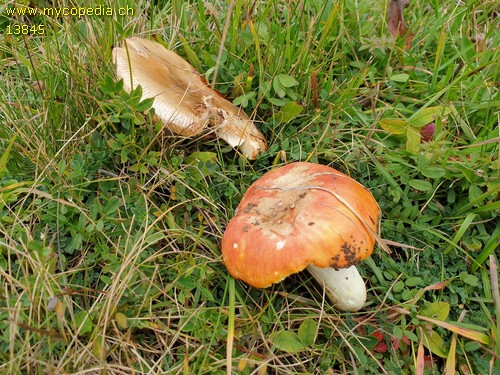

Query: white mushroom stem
[306,264,367,311]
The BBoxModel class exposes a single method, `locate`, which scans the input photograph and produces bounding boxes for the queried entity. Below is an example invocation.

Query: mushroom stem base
[306,264,367,311]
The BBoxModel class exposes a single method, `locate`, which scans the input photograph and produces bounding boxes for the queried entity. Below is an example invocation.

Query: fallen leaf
[416,332,425,375]
[408,106,450,128]
[420,123,436,142]
[388,0,414,48]
[419,326,449,358]
[417,315,493,345]
[419,301,450,321]
[388,0,407,38]
[379,118,408,135]
[115,312,128,329]
[92,334,106,360]
[405,126,421,153]
[372,330,389,353]
[55,300,65,319]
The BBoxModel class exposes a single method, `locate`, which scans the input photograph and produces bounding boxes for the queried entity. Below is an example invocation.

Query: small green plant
[379,105,451,153]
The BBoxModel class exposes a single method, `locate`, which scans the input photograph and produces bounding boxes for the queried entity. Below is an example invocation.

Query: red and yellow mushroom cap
[221,162,380,288]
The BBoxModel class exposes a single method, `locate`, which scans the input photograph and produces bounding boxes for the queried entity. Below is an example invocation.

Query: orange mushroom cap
[221,162,380,288]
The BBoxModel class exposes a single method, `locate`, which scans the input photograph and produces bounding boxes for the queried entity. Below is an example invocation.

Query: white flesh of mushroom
[112,37,267,160]
[306,264,367,311]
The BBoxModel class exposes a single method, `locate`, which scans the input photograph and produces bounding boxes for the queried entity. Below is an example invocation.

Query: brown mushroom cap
[221,162,380,288]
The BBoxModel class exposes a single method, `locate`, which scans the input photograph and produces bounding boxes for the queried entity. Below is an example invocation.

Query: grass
[0,0,498,373]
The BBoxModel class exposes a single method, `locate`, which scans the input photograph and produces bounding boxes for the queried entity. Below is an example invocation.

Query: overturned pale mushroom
[112,37,267,159]
[221,162,380,311]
